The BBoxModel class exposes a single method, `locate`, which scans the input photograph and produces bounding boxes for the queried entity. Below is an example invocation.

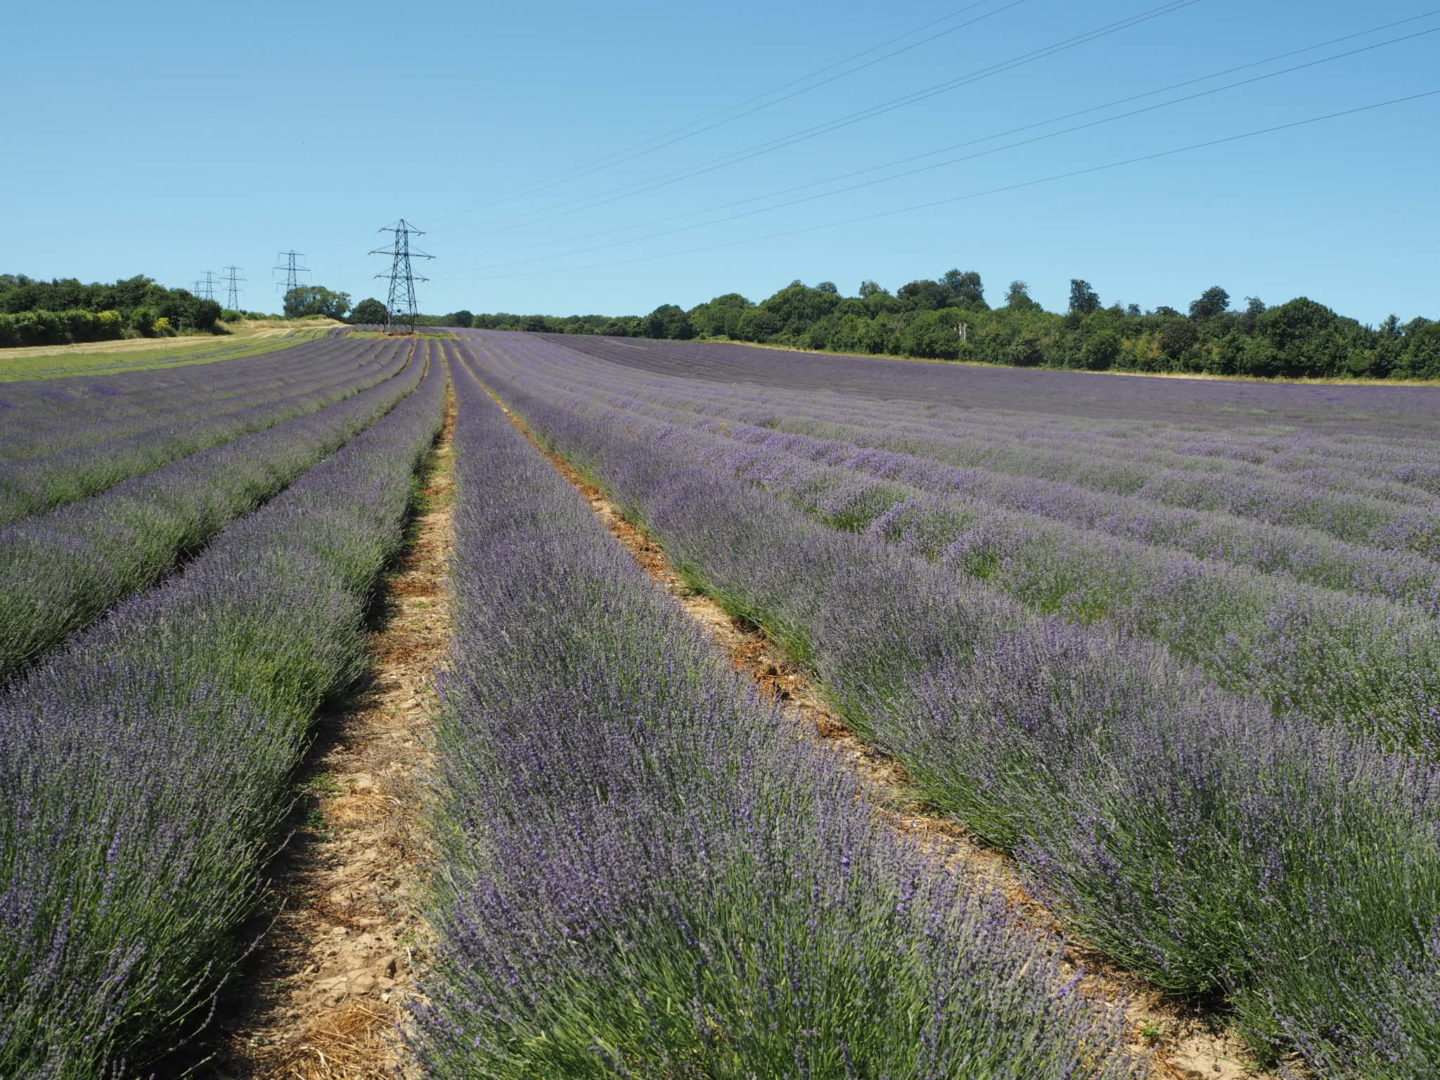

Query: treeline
[470,311,646,336]
[0,274,225,348]
[471,271,1440,381]
[345,300,482,329]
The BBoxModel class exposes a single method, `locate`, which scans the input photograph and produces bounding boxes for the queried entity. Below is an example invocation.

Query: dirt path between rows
[208,384,455,1080]
[487,392,1270,1080]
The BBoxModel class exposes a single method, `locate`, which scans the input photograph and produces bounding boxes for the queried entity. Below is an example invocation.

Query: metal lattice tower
[194,271,217,302]
[369,220,433,334]
[273,250,310,297]
[221,265,245,310]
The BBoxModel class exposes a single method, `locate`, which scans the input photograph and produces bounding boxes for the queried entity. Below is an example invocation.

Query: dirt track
[209,385,454,1080]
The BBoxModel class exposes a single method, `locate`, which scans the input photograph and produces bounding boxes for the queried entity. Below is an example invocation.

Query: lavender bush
[526,332,1440,559]
[0,336,407,523]
[500,341,1440,602]
[0,343,445,1078]
[462,330,1440,1078]
[0,343,422,682]
[463,339,1440,745]
[416,356,1144,1080]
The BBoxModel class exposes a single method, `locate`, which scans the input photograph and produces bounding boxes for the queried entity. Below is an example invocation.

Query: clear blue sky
[4,0,1437,323]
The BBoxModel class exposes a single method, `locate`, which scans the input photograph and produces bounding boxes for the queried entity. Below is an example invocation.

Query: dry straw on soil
[211,388,456,1080]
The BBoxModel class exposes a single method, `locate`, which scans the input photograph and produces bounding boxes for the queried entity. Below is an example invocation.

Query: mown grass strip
[0,328,336,381]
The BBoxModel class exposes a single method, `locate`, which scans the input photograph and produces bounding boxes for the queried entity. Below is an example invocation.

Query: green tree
[735,306,782,341]
[283,285,350,319]
[1188,286,1231,320]
[642,303,693,340]
[897,279,950,311]
[350,297,388,325]
[1239,296,1267,333]
[1068,279,1101,317]
[1005,280,1041,311]
[689,292,753,338]
[1081,328,1121,370]
[941,269,987,309]
[1158,317,1200,362]
[757,281,841,337]
[1398,318,1440,379]
[1253,297,1349,377]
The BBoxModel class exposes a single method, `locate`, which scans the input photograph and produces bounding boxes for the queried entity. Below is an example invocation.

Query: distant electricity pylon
[273,250,310,297]
[193,271,217,301]
[221,265,245,310]
[369,219,433,335]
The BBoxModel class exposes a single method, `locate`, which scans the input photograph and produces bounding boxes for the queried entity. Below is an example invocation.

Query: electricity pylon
[369,220,433,334]
[273,250,309,297]
[221,265,245,310]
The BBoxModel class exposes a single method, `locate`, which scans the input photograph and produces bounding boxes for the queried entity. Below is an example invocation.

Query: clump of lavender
[0,335,404,523]
[0,340,419,683]
[0,347,445,1077]
[460,334,1440,747]
[462,329,1440,1077]
[415,358,1145,1080]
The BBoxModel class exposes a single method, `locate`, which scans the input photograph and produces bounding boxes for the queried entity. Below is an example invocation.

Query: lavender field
[3,326,1439,1077]
[418,354,1143,1079]
[455,329,1440,1080]
[0,336,445,1076]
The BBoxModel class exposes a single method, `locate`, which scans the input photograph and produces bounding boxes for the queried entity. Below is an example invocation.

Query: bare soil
[206,386,455,1080]
[489,394,1271,1080]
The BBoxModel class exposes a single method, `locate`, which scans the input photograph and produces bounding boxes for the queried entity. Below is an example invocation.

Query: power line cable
[460,10,1440,264]
[432,0,1205,245]
[424,0,1021,224]
[445,22,1440,272]
[442,88,1439,283]
[324,4,1010,276]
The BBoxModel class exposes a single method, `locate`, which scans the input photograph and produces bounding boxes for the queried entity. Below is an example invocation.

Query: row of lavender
[466,331,1440,1079]
[482,338,1440,749]
[512,339,1440,571]
[0,342,446,1078]
[555,339,1440,501]
[416,354,1145,1079]
[0,336,407,523]
[554,367,1440,564]
[0,334,377,465]
[566,382,1440,605]
[544,332,1440,438]
[0,342,421,683]
[528,335,1440,545]
[554,334,1440,559]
